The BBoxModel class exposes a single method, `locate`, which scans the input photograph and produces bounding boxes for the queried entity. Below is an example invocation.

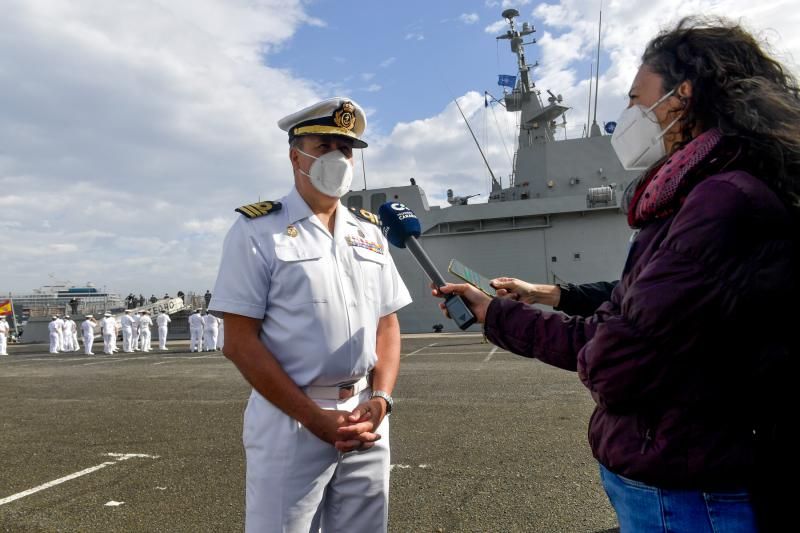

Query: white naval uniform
[69,320,79,351]
[48,320,60,353]
[120,314,135,352]
[101,317,116,354]
[0,319,9,355]
[139,315,153,351]
[202,313,220,351]
[209,187,411,533]
[156,313,171,350]
[131,314,141,351]
[81,319,96,354]
[188,313,203,352]
[54,318,65,352]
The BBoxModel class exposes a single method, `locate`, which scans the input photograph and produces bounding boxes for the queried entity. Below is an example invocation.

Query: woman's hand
[490,277,561,307]
[431,283,492,324]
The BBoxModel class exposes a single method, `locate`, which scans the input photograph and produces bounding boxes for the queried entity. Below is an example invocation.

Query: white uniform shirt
[209,186,412,387]
[102,317,116,334]
[202,314,220,331]
[0,320,9,335]
[54,318,64,333]
[120,314,134,328]
[66,320,77,334]
[139,315,153,330]
[188,313,203,329]
[48,321,59,333]
[81,320,95,336]
[156,314,171,327]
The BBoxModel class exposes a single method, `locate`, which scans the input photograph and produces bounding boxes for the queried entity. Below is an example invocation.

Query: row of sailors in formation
[48,310,169,355]
[187,309,223,353]
[47,310,223,355]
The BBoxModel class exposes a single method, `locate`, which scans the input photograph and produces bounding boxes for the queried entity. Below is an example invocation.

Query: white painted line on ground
[104,501,124,507]
[0,453,159,507]
[390,464,431,471]
[83,356,153,366]
[401,342,437,360]
[484,346,499,362]
[153,354,223,365]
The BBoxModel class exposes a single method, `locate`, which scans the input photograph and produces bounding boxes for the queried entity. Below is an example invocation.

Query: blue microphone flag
[378,202,421,249]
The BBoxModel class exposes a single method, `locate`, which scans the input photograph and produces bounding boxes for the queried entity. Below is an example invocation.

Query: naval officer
[209,97,411,533]
[0,315,9,355]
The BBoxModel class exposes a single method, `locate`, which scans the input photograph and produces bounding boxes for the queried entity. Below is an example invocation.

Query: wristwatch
[370,390,393,415]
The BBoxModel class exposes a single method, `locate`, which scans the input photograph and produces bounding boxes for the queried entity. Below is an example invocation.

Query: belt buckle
[337,384,355,401]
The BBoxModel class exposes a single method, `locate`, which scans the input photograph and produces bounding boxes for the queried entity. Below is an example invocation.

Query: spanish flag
[0,299,11,316]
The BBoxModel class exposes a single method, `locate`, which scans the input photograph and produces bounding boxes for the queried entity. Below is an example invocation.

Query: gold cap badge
[333,101,356,131]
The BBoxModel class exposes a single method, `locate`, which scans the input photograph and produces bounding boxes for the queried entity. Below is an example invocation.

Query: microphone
[378,202,476,330]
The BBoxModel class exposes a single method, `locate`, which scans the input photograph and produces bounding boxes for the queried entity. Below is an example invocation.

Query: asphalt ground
[0,336,619,532]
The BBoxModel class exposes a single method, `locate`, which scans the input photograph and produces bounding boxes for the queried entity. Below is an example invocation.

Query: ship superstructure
[344,9,638,332]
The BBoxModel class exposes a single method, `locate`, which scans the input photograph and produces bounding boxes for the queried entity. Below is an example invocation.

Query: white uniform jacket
[209,186,411,388]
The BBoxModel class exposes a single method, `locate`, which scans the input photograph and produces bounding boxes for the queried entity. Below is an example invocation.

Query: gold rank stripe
[235,201,281,219]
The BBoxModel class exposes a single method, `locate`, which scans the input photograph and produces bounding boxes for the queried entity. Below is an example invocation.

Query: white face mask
[611,88,680,171]
[296,147,354,198]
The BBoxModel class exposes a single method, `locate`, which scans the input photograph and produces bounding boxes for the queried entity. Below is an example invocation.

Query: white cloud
[364,84,383,93]
[404,32,425,41]
[459,13,480,25]
[484,20,507,34]
[379,57,396,68]
[361,72,375,81]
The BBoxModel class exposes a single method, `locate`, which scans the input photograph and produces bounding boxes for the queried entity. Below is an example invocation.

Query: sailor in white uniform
[210,97,411,533]
[139,310,153,352]
[0,316,9,355]
[131,311,142,351]
[202,311,220,351]
[121,310,135,352]
[188,309,204,352]
[68,316,80,352]
[54,315,65,352]
[156,311,171,350]
[81,315,97,355]
[101,312,116,354]
[48,316,60,353]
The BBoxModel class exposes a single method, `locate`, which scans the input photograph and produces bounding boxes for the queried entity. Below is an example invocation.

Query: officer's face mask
[611,88,681,171]
[295,147,354,198]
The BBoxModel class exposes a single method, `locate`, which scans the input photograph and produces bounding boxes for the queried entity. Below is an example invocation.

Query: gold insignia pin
[287,225,298,237]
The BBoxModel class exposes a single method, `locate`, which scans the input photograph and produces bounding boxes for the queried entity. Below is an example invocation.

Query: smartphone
[448,258,497,297]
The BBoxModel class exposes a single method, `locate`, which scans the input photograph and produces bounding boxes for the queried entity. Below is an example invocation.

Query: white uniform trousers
[103,334,114,354]
[72,332,79,351]
[203,328,218,351]
[140,329,151,352]
[132,329,140,350]
[49,332,60,353]
[243,388,390,533]
[83,333,94,355]
[189,327,203,352]
[158,326,168,350]
[122,327,133,352]
[0,333,7,355]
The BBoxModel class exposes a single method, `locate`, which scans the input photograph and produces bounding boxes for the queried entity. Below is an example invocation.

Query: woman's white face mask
[295,147,354,198]
[611,88,680,171]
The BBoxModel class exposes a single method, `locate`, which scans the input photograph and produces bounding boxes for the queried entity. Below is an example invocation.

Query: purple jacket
[485,169,796,489]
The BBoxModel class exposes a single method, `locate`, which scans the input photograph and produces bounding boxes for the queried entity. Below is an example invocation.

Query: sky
[2,0,799,297]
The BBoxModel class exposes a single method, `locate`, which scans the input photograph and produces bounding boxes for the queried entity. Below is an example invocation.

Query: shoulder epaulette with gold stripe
[348,206,380,226]
[236,201,282,219]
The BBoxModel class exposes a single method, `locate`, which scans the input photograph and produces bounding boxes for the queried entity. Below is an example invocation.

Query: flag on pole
[497,74,517,88]
[0,299,12,316]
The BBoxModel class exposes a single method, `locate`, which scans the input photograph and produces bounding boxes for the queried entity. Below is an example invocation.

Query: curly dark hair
[642,17,800,211]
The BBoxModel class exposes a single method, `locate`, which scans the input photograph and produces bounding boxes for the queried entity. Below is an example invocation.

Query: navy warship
[343,8,638,332]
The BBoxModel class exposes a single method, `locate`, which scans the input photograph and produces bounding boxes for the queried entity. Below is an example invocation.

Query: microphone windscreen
[378,202,421,248]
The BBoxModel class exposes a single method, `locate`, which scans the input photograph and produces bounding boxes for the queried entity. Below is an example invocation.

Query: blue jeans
[599,464,758,533]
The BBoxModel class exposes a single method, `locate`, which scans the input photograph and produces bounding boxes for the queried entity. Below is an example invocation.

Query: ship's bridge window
[371,193,386,213]
[347,195,363,209]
